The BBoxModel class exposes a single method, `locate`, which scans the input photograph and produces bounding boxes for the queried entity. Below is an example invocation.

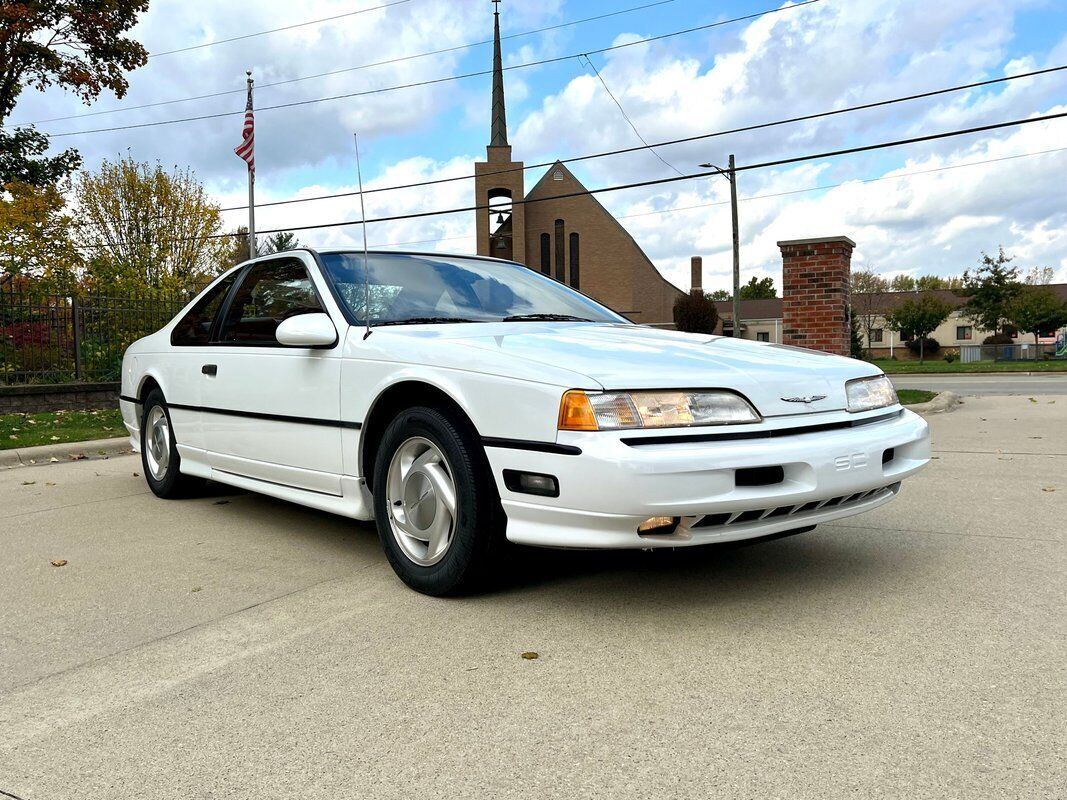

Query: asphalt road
[891,372,1067,395]
[1,396,1064,799]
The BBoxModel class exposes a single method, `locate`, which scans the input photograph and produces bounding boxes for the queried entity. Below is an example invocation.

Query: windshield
[319,252,628,325]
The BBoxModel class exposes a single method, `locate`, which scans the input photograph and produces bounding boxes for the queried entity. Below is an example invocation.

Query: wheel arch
[137,373,164,404]
[360,379,481,491]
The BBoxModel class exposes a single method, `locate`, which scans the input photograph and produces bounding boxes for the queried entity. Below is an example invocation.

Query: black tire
[140,389,203,499]
[372,405,505,596]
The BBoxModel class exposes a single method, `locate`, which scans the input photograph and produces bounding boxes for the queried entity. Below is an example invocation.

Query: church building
[473,3,684,325]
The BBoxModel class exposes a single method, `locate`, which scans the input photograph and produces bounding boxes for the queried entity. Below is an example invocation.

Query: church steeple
[489,0,508,147]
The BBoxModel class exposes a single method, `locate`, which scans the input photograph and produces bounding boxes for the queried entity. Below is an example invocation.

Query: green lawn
[897,389,937,405]
[872,359,1067,374]
[1,408,125,450]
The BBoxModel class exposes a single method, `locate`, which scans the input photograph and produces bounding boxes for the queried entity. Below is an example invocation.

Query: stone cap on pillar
[777,235,856,249]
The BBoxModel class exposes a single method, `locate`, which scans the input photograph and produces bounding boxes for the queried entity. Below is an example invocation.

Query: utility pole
[698,154,742,337]
[728,154,741,339]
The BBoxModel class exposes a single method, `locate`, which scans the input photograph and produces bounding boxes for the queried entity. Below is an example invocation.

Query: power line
[146,0,410,58]
[351,145,1067,248]
[26,0,686,124]
[579,54,686,178]
[74,145,1067,253]
[74,110,1067,248]
[42,1,822,137]
[211,64,1067,214]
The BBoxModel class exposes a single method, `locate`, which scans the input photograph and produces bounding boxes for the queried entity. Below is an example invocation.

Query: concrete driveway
[1,396,1064,799]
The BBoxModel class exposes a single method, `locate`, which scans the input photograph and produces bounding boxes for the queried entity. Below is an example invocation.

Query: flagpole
[246,70,256,259]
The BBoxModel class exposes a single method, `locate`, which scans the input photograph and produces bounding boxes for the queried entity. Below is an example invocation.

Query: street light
[699,154,740,338]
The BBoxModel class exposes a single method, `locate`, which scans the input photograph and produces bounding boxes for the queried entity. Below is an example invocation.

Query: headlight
[845,375,898,413]
[558,389,760,431]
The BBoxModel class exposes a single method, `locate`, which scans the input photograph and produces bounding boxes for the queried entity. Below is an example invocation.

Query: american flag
[234,80,255,178]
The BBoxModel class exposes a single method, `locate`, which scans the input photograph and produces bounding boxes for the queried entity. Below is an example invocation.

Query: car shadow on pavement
[486,528,912,607]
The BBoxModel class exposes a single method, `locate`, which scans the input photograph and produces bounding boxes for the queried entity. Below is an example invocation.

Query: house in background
[713,284,1067,359]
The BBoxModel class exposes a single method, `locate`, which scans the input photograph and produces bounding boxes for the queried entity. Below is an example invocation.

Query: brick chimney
[777,236,855,356]
[690,256,703,295]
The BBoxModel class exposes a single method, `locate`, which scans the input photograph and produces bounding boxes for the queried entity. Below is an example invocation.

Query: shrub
[982,333,1014,345]
[905,337,940,356]
[674,292,719,334]
[943,352,957,363]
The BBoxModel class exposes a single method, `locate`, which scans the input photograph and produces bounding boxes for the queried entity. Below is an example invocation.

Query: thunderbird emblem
[781,395,827,404]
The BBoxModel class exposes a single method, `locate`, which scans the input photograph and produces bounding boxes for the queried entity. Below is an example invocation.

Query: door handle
[201,364,218,376]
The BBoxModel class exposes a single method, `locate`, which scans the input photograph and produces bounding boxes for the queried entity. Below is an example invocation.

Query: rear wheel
[372,406,504,595]
[140,389,203,498]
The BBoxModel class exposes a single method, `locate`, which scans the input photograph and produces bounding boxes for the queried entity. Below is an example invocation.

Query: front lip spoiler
[619,409,903,446]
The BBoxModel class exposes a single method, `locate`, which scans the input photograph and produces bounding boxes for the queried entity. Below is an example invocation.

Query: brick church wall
[777,236,854,356]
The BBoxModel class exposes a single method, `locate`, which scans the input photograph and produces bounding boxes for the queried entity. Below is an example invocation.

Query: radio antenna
[353,132,372,340]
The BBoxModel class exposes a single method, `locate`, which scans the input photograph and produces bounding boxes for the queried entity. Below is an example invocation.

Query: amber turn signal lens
[558,390,599,431]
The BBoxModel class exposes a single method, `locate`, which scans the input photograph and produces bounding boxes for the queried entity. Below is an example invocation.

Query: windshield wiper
[502,313,594,322]
[375,316,485,326]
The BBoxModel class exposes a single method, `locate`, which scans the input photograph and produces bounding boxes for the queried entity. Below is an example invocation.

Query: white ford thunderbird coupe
[120,249,930,594]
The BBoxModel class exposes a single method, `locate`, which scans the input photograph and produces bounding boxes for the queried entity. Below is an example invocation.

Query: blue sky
[13,0,1067,290]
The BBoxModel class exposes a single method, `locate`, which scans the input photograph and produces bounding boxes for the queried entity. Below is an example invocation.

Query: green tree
[74,156,228,294]
[889,274,916,292]
[739,275,776,299]
[708,288,730,301]
[1007,286,1067,358]
[263,231,300,254]
[674,292,719,334]
[849,312,866,360]
[0,179,81,291]
[961,247,1020,337]
[885,295,953,362]
[0,1,149,187]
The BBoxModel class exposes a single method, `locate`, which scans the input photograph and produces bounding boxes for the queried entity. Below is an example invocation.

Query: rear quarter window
[171,273,238,346]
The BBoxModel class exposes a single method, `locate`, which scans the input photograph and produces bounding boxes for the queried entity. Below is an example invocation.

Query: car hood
[385,322,882,418]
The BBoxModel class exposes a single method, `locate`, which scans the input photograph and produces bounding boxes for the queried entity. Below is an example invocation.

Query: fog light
[637,516,680,535]
[503,470,559,498]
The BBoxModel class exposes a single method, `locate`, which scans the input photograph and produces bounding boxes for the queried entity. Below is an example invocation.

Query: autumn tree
[739,275,776,299]
[1007,287,1067,357]
[889,274,916,292]
[0,180,81,291]
[0,1,149,187]
[885,295,953,362]
[849,269,889,348]
[961,247,1021,337]
[74,157,228,294]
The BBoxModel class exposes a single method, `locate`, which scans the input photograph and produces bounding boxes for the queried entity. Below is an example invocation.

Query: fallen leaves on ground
[21,480,35,485]
[191,586,202,593]
[69,453,87,461]
[50,559,68,567]
[520,652,539,660]
[1043,487,1056,492]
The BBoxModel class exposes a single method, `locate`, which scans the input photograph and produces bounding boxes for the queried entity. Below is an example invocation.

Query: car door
[164,270,241,454]
[200,254,344,495]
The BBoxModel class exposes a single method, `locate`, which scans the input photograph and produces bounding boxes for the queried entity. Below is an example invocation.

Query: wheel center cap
[404,472,436,531]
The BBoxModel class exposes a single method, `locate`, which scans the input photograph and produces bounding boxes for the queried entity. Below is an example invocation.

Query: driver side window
[219,258,323,344]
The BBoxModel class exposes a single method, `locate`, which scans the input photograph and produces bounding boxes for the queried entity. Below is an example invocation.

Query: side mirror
[275,313,338,348]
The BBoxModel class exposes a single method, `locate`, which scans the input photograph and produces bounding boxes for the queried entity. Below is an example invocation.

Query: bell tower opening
[474,1,526,263]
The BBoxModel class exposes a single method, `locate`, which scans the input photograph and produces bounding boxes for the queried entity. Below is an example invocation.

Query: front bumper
[485,407,930,549]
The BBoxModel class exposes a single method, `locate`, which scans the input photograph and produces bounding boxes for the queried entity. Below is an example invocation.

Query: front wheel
[140,389,203,499]
[372,406,504,595]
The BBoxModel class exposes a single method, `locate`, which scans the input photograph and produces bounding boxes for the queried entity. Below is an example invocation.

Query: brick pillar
[777,236,854,356]
[690,256,703,295]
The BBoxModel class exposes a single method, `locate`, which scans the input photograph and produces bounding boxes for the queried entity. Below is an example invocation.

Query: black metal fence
[0,286,189,385]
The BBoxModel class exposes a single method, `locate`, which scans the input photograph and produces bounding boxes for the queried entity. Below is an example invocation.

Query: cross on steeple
[489,0,508,147]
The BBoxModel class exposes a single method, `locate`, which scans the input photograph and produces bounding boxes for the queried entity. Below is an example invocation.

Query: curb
[0,437,134,469]
[907,391,963,416]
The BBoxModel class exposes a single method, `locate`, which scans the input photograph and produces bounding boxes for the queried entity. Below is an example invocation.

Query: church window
[554,220,565,282]
[569,232,580,290]
[553,170,564,181]
[539,234,551,275]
